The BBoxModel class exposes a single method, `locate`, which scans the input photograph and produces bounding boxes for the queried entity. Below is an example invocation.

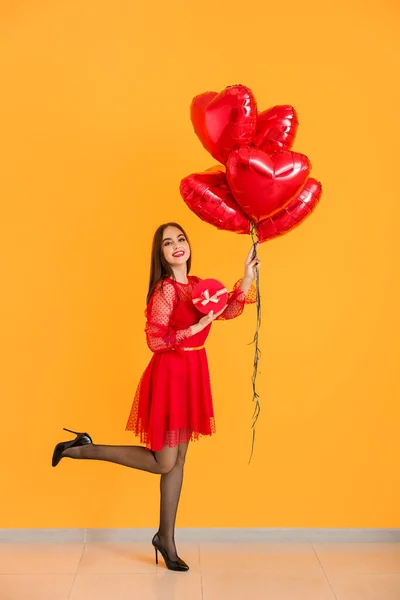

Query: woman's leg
[157,442,189,560]
[62,442,178,475]
[63,438,189,561]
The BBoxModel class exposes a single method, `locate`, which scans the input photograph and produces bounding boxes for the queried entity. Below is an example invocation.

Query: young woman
[52,222,259,571]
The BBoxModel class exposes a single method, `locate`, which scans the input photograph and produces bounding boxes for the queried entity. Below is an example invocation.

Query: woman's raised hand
[243,243,261,282]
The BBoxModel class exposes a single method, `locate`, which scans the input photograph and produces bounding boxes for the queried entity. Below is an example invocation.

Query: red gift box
[192,278,228,315]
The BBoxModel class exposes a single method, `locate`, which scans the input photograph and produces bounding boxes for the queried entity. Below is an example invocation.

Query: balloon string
[248,222,261,464]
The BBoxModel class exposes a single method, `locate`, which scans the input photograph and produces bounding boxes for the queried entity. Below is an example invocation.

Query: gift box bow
[193,287,228,307]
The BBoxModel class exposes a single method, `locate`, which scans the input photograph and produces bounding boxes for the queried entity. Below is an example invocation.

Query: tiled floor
[0,542,399,599]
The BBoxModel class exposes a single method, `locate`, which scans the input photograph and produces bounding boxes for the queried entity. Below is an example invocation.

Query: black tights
[62,441,189,561]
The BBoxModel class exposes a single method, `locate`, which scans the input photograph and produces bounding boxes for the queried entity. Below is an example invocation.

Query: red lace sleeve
[145,280,193,352]
[216,278,257,320]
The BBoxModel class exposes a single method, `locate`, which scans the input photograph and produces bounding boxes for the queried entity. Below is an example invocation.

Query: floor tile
[2,540,399,599]
[199,542,322,573]
[202,572,336,600]
[314,543,400,574]
[328,573,400,600]
[78,542,200,573]
[70,572,202,600]
[0,574,74,600]
[0,544,84,574]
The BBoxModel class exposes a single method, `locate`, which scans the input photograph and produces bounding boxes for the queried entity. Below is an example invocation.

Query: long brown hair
[146,222,192,304]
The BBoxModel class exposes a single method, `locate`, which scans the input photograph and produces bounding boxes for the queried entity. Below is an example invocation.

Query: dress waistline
[181,345,205,351]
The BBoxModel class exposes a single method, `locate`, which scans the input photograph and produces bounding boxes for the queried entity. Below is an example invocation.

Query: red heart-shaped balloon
[190,85,257,165]
[180,168,250,234]
[254,105,299,155]
[227,147,311,222]
[256,178,322,242]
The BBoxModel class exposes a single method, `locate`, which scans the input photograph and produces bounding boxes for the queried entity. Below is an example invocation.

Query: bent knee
[154,444,187,474]
[158,461,176,474]
[158,454,186,474]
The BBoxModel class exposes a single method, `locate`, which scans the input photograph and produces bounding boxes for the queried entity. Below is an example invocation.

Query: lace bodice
[145,275,256,353]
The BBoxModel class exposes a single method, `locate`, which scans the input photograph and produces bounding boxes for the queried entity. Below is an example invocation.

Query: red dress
[125,275,256,451]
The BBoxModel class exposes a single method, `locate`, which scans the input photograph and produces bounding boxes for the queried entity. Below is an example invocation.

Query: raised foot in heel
[52,428,93,467]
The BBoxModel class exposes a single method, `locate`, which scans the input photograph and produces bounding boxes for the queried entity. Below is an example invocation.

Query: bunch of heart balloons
[180,85,322,242]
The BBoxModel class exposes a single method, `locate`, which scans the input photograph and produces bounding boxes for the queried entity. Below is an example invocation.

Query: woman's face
[161,225,190,267]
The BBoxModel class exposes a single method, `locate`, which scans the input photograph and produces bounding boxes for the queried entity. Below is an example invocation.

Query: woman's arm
[216,245,260,321]
[216,278,257,320]
[145,281,193,352]
[145,281,224,351]
[239,276,255,296]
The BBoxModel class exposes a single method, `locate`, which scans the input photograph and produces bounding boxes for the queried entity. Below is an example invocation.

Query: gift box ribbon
[193,287,227,307]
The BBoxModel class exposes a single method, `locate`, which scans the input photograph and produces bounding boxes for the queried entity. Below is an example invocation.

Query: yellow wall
[1,0,399,528]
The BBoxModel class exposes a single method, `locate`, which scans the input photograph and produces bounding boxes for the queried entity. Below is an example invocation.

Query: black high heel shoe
[52,428,93,467]
[152,532,189,571]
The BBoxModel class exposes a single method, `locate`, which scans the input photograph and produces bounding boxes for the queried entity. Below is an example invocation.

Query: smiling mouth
[173,251,185,258]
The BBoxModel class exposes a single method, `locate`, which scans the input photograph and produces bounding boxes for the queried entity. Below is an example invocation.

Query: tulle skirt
[125,348,215,451]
